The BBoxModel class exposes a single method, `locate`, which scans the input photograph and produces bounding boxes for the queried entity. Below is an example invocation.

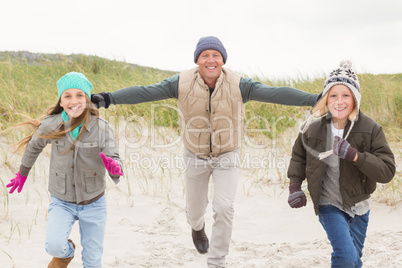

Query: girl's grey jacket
[287,113,395,215]
[20,114,123,204]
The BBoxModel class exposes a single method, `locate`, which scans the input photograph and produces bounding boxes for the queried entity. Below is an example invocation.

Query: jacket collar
[320,112,353,136]
[82,115,97,132]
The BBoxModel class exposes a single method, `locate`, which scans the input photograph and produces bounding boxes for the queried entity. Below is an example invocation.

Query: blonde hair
[12,95,99,155]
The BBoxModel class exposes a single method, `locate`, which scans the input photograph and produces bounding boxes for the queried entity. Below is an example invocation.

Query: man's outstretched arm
[92,75,179,108]
[240,77,319,106]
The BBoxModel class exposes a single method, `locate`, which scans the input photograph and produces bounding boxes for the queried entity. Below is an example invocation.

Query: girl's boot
[48,239,75,268]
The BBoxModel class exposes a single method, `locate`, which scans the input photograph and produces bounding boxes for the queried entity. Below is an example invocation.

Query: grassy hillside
[0,51,400,142]
[0,52,400,204]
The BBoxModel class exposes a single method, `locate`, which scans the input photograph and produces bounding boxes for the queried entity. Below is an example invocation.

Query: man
[92,36,318,268]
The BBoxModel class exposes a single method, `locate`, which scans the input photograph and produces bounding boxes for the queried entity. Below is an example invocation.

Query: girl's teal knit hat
[57,72,93,99]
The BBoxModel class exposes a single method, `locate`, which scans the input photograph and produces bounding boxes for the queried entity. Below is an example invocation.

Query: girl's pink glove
[99,152,123,176]
[6,172,28,194]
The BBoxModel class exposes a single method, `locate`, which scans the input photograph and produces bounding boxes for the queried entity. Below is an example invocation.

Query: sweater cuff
[108,92,117,105]
[19,164,31,177]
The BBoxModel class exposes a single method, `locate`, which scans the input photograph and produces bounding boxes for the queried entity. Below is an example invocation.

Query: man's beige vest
[178,67,244,159]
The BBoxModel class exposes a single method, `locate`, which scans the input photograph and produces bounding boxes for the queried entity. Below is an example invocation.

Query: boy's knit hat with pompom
[300,60,362,160]
[311,60,361,122]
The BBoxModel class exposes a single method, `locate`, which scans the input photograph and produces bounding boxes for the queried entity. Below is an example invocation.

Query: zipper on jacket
[209,87,214,154]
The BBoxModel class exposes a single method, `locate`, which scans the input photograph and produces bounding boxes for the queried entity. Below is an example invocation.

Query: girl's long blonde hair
[13,95,99,155]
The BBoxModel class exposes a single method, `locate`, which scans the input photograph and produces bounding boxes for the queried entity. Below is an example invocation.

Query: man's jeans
[318,205,369,268]
[184,148,239,268]
[45,195,107,267]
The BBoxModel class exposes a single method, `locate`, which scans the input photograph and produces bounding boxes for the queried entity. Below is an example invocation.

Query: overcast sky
[1,0,401,80]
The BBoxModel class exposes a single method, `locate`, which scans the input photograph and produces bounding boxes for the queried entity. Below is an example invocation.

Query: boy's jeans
[318,205,369,268]
[45,195,107,268]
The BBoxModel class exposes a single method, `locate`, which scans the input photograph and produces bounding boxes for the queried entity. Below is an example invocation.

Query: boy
[287,60,395,267]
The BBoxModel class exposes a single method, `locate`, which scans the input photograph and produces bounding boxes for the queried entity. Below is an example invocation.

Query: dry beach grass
[0,123,401,267]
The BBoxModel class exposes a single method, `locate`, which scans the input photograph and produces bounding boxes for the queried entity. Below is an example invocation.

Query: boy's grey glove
[288,183,307,208]
[91,92,111,109]
[333,136,357,162]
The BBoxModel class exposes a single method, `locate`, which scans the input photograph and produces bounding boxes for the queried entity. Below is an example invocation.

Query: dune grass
[0,51,400,205]
[1,52,400,142]
[0,52,400,268]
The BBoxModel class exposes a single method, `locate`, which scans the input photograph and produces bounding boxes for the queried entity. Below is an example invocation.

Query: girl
[287,61,395,267]
[7,72,124,267]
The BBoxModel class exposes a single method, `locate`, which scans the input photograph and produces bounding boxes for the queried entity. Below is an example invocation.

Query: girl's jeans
[45,195,107,268]
[318,205,369,268]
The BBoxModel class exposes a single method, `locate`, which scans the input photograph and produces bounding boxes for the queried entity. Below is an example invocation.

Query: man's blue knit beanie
[194,36,227,64]
[57,72,93,99]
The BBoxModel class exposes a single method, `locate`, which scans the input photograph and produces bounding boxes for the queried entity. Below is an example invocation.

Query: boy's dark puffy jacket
[288,113,395,215]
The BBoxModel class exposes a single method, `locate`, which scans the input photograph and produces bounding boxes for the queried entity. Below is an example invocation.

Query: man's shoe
[192,224,209,254]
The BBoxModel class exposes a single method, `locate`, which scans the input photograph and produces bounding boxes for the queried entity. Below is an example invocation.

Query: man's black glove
[91,92,111,109]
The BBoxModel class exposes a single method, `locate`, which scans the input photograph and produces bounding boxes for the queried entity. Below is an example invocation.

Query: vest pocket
[185,131,208,152]
[217,131,233,149]
[50,168,66,194]
[210,131,234,153]
[84,169,105,194]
